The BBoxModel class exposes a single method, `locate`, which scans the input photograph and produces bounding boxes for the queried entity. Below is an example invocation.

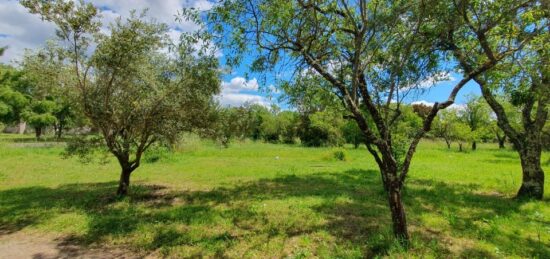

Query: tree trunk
[116,167,133,196]
[380,164,409,245]
[35,127,42,139]
[459,143,463,152]
[472,141,477,151]
[387,184,409,244]
[55,123,64,139]
[517,143,544,200]
[445,138,451,149]
[498,138,505,149]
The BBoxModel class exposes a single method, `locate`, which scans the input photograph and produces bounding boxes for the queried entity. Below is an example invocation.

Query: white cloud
[221,77,259,92]
[218,76,270,107]
[0,0,214,64]
[217,93,270,107]
[419,72,456,88]
[401,72,457,90]
[411,100,465,111]
[0,0,56,63]
[268,84,280,94]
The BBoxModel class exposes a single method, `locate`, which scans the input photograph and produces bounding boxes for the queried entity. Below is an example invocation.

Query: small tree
[461,95,491,150]
[433,109,457,149]
[22,100,57,139]
[23,1,220,196]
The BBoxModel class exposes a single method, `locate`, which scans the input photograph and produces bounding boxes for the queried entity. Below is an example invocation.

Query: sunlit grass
[0,134,548,257]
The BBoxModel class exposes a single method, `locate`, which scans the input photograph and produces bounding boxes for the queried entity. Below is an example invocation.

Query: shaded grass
[0,134,549,257]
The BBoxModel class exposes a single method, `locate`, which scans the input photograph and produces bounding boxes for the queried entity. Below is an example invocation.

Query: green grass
[0,134,549,258]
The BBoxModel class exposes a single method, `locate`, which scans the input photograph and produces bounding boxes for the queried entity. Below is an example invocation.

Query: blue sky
[0,0,480,109]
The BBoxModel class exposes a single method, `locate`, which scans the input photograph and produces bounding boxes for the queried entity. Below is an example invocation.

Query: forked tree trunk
[517,142,545,200]
[117,167,134,196]
[471,141,477,151]
[445,138,451,149]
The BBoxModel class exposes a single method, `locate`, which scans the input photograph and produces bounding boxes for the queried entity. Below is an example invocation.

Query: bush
[333,149,347,161]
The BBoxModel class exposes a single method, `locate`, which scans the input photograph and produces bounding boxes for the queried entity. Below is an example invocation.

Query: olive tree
[23,1,220,196]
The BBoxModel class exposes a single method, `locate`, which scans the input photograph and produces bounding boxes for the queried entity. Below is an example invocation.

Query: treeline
[214,98,550,151]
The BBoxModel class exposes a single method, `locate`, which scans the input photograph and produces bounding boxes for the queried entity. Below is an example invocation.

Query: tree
[342,120,364,148]
[22,43,83,139]
[433,109,457,149]
[454,120,473,152]
[437,0,548,199]
[280,72,347,147]
[0,65,29,128]
[277,110,299,144]
[461,95,491,150]
[23,1,220,196]
[22,99,57,139]
[209,0,512,243]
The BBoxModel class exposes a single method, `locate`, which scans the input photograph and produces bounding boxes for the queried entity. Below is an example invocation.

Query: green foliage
[342,120,364,148]
[0,65,30,125]
[22,100,58,129]
[21,42,85,138]
[332,149,346,161]
[302,109,345,147]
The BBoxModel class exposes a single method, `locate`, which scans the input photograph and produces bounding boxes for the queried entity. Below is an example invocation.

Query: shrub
[333,149,347,161]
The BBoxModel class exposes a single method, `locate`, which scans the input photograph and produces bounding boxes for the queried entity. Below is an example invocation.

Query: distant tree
[23,1,220,196]
[280,74,346,147]
[305,109,345,147]
[342,120,363,148]
[454,121,473,152]
[0,46,6,56]
[277,110,299,144]
[461,95,491,150]
[0,65,29,127]
[433,109,457,149]
[22,43,84,139]
[22,100,57,139]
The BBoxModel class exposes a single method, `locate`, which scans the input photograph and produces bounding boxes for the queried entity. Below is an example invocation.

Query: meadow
[0,134,549,258]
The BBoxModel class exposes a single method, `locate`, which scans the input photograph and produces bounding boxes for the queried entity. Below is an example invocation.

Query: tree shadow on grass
[0,170,548,257]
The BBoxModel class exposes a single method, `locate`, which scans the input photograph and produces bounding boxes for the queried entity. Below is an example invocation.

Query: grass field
[0,134,549,258]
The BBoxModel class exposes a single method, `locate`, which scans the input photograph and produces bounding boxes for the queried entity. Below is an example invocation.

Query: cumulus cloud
[411,100,465,111]
[0,0,56,63]
[401,72,457,90]
[221,77,259,92]
[218,77,271,107]
[0,0,214,64]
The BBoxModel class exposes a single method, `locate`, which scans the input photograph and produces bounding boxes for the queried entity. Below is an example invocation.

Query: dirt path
[0,232,147,259]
